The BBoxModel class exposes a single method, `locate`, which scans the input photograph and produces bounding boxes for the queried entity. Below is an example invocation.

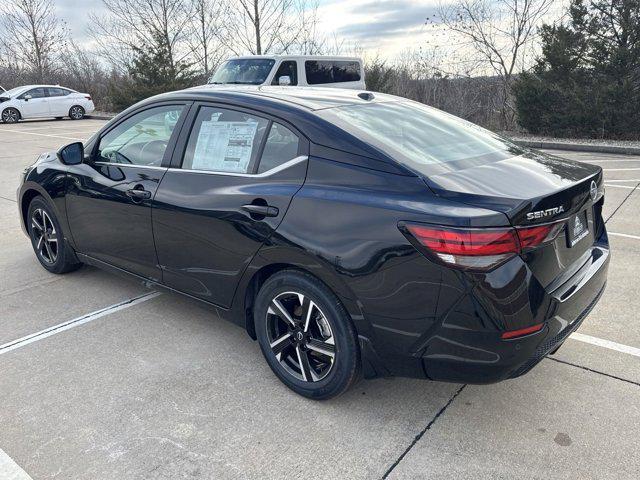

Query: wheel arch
[18,183,66,240]
[233,249,366,341]
[2,105,22,120]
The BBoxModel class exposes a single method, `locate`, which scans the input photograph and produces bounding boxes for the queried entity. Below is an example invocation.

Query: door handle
[126,187,151,200]
[241,204,279,217]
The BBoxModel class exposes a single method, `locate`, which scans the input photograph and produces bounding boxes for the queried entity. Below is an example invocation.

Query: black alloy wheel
[255,270,360,399]
[27,196,82,274]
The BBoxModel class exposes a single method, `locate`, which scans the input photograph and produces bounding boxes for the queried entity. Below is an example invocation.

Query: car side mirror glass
[23,94,32,101]
[278,75,291,86]
[58,142,84,165]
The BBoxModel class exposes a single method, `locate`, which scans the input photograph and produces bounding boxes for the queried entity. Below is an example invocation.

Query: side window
[96,105,185,166]
[21,88,46,99]
[271,61,298,85]
[48,87,71,97]
[182,106,269,174]
[258,123,300,173]
[305,61,361,84]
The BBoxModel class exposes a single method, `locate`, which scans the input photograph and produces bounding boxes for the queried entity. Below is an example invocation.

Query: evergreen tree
[109,32,197,111]
[514,0,640,138]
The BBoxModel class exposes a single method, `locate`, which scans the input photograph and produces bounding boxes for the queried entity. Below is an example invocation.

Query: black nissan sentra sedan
[18,87,609,399]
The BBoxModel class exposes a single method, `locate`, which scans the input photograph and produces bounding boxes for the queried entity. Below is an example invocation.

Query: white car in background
[0,85,95,123]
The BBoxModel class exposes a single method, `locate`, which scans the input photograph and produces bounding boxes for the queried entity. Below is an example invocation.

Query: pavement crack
[381,384,466,479]
[605,181,639,224]
[0,194,16,203]
[547,357,640,387]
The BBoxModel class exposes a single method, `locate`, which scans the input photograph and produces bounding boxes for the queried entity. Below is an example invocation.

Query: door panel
[152,103,308,307]
[65,103,189,280]
[66,163,167,280]
[153,159,307,306]
[19,88,50,118]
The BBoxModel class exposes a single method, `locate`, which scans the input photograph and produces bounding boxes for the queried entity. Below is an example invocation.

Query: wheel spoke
[306,339,335,359]
[44,239,55,261]
[270,332,292,356]
[31,217,44,232]
[269,298,296,327]
[296,346,314,382]
[300,297,315,332]
[36,234,44,250]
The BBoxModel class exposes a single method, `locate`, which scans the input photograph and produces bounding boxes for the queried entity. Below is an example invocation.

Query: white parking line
[605,184,636,189]
[0,130,83,141]
[602,167,640,171]
[570,332,640,358]
[0,448,33,480]
[608,231,640,240]
[0,291,161,355]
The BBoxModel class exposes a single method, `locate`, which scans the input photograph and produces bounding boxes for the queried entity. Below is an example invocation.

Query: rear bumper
[420,244,609,384]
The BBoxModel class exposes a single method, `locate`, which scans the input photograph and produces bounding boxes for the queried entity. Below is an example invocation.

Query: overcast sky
[54,0,439,59]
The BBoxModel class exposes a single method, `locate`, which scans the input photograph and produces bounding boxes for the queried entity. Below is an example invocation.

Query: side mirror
[58,142,84,165]
[23,94,32,101]
[278,75,292,86]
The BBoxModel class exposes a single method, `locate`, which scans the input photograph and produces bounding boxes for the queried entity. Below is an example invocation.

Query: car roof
[173,85,398,111]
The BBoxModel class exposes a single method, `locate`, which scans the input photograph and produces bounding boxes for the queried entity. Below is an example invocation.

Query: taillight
[402,221,563,270]
[85,95,92,101]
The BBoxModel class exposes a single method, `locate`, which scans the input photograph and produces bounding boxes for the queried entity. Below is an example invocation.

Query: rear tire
[254,270,360,400]
[27,196,82,274]
[1,107,20,123]
[69,105,85,120]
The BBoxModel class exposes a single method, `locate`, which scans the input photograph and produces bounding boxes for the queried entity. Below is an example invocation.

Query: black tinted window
[182,106,269,174]
[48,87,71,97]
[317,101,523,175]
[23,88,46,99]
[305,61,361,84]
[258,123,300,173]
[272,61,297,85]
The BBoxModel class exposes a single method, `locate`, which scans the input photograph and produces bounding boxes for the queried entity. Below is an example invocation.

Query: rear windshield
[317,101,524,174]
[209,59,275,85]
[305,61,361,84]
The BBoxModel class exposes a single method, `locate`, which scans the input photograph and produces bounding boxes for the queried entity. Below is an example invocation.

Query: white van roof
[228,55,362,62]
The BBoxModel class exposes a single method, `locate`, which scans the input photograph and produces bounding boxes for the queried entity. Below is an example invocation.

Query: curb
[514,140,640,156]
[87,113,115,120]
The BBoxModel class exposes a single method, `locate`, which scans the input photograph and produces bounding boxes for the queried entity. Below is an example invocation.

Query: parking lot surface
[1,119,639,479]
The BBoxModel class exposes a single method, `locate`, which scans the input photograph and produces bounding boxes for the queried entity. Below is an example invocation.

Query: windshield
[2,86,28,97]
[317,101,524,175]
[209,59,275,85]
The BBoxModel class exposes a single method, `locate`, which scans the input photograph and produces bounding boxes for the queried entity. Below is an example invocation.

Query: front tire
[27,196,82,274]
[69,105,85,120]
[254,270,360,400]
[1,107,20,123]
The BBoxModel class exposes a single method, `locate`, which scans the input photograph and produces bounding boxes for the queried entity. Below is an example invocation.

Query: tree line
[1,0,638,139]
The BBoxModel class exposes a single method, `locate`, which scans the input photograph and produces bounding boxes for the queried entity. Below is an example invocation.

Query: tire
[1,107,20,123]
[254,270,360,400]
[69,105,85,120]
[27,196,82,274]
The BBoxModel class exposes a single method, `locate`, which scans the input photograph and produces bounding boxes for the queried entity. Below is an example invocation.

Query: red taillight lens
[501,323,544,339]
[85,95,92,101]
[516,223,564,249]
[403,221,563,270]
[406,226,519,256]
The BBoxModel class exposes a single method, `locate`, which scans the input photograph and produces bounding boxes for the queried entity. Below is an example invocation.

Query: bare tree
[89,0,193,71]
[218,0,317,55]
[0,0,68,82]
[188,0,227,77]
[437,0,555,128]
